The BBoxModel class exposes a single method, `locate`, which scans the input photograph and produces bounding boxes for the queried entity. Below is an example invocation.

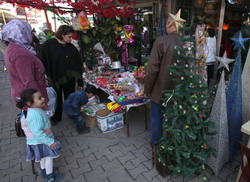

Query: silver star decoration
[216,51,235,71]
[231,32,250,50]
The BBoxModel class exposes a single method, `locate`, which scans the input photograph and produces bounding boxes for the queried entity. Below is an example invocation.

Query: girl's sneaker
[46,173,65,182]
[40,167,58,178]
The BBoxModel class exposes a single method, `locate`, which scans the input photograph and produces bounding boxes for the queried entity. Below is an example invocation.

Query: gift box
[96,109,124,133]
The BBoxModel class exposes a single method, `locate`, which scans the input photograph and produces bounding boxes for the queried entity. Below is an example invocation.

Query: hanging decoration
[72,11,90,31]
[91,0,99,6]
[244,17,250,26]
[2,0,136,18]
[228,0,244,4]
[115,25,135,66]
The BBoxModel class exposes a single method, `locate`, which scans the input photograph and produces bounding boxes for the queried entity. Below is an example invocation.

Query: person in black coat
[40,25,83,125]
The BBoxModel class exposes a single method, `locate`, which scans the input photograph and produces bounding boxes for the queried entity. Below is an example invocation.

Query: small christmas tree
[156,26,215,179]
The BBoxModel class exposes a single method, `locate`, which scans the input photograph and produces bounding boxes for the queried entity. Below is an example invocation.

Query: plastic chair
[239,142,250,182]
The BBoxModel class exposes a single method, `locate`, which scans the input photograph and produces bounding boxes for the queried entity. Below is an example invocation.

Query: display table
[236,120,250,182]
[83,72,149,137]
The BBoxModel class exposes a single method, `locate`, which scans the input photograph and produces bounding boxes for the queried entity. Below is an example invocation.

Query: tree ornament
[168,9,186,31]
[188,83,193,88]
[199,115,203,118]
[228,0,236,4]
[231,31,250,50]
[185,125,189,129]
[216,51,235,71]
[243,17,250,26]
[193,106,199,111]
[201,164,205,169]
[191,94,197,98]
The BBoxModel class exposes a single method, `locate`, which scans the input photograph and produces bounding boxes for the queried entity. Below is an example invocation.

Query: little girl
[16,88,64,182]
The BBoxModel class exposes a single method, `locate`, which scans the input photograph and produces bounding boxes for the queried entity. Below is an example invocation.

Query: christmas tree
[156,27,215,178]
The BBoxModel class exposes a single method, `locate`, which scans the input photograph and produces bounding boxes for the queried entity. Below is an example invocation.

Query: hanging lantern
[222,24,230,30]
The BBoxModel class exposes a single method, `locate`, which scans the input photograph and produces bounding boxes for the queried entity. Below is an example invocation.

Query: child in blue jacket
[63,85,97,134]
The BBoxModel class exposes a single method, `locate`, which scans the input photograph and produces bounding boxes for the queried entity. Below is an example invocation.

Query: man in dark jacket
[144,16,181,144]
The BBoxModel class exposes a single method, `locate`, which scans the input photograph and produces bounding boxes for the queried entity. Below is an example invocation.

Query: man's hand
[142,91,150,98]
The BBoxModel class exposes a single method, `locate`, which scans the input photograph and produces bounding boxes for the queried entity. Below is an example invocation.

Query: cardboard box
[86,115,97,127]
[96,109,124,133]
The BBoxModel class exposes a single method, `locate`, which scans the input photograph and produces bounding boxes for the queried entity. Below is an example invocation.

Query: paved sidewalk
[0,63,240,182]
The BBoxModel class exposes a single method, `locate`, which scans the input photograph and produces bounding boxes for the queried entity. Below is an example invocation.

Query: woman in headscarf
[2,19,49,107]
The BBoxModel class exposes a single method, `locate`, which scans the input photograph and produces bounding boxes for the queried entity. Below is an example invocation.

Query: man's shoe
[77,126,91,134]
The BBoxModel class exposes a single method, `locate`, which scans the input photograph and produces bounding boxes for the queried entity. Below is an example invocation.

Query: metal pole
[24,8,28,23]
[1,11,6,24]
[44,9,52,30]
[52,0,57,31]
[213,0,226,80]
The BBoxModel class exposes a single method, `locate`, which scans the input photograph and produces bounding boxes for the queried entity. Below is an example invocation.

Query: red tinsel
[2,0,136,17]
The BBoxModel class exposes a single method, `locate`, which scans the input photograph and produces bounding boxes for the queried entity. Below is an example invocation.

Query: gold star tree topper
[243,17,250,26]
[168,9,186,31]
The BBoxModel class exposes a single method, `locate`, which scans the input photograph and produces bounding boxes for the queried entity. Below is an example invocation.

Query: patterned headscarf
[2,19,36,55]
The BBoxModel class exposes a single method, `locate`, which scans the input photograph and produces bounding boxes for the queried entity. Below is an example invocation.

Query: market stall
[83,65,149,137]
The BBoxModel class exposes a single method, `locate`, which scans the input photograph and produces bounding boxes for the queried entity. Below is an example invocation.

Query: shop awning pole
[52,0,57,32]
[213,0,226,80]
[44,9,52,30]
[1,11,6,24]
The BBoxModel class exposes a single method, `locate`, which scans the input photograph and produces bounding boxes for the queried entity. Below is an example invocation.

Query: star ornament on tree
[231,32,250,50]
[168,9,186,31]
[243,17,250,26]
[216,51,235,71]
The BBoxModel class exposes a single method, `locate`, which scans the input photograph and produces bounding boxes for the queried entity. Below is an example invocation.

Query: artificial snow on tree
[227,32,249,160]
[156,26,215,179]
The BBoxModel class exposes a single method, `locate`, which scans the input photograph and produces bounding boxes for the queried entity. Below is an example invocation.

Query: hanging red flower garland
[2,0,136,17]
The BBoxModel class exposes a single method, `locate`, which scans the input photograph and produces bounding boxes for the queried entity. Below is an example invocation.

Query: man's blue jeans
[67,114,85,132]
[150,100,164,144]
